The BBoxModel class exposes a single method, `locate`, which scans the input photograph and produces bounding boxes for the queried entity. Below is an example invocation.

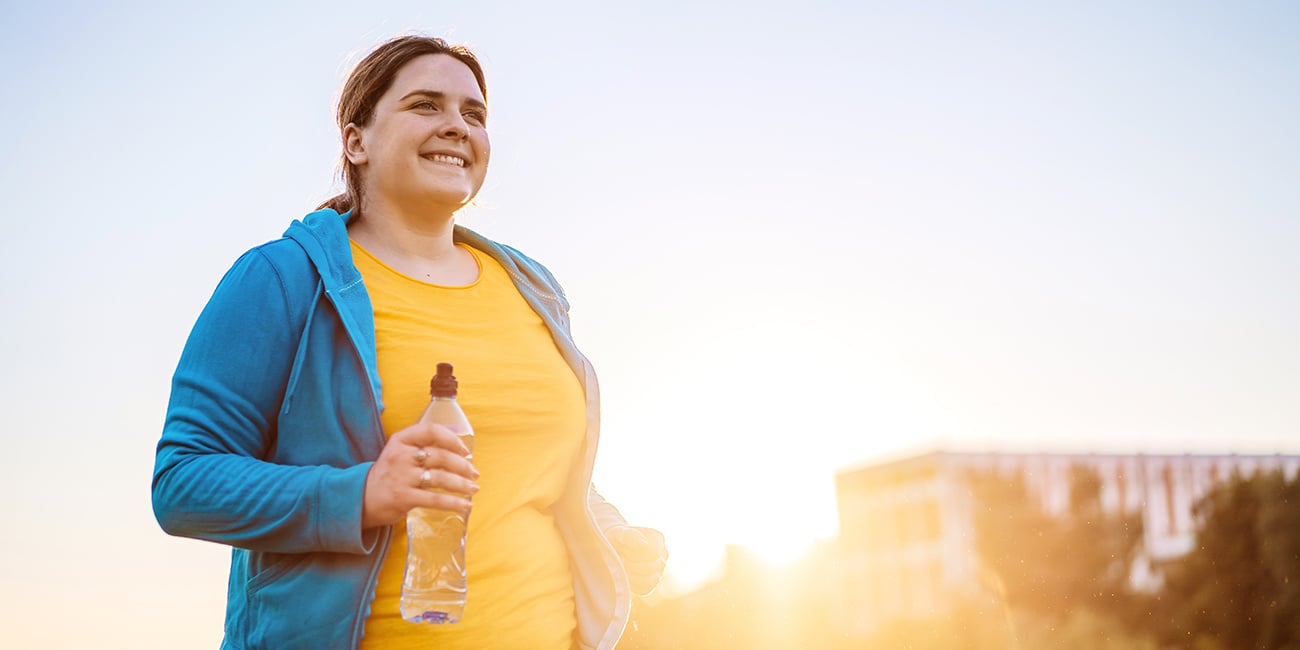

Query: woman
[152,35,666,650]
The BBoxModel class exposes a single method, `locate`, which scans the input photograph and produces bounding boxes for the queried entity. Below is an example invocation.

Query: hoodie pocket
[242,552,310,649]
[242,552,356,650]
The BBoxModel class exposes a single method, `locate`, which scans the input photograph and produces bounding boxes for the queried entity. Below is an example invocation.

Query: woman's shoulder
[202,238,317,320]
[232,236,318,289]
[454,226,568,303]
[221,208,349,289]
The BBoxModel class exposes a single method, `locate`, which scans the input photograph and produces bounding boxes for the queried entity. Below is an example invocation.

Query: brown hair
[318,35,488,215]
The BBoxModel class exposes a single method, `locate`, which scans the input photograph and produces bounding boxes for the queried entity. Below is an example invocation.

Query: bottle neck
[430,394,458,401]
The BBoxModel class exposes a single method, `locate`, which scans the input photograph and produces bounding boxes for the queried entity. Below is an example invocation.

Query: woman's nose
[439,114,469,140]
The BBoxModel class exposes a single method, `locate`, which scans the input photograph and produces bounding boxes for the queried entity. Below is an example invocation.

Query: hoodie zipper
[315,284,392,649]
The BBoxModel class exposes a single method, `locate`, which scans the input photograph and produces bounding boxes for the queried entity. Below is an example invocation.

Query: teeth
[427,154,465,167]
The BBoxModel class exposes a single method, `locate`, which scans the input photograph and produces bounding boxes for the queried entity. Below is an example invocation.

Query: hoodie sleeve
[151,246,376,555]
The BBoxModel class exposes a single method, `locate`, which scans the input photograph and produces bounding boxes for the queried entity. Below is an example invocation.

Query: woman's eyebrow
[399,89,445,102]
[399,89,487,113]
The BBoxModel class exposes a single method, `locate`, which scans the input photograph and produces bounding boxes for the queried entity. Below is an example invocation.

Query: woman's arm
[151,247,375,555]
[590,487,668,595]
[588,485,629,531]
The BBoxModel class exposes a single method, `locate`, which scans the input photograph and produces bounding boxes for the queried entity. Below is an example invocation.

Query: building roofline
[835,449,1300,479]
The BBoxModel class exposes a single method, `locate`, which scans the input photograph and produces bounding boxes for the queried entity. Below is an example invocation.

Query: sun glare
[652,518,825,597]
[736,534,818,567]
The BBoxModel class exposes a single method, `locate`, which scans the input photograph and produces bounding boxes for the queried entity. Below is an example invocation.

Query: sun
[735,534,818,567]
[645,506,832,597]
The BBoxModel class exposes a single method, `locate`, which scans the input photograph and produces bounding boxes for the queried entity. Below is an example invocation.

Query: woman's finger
[384,431,477,479]
[413,447,479,479]
[413,465,480,497]
[409,485,474,514]
[395,422,471,456]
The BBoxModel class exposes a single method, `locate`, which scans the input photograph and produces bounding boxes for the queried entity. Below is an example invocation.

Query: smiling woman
[341,54,492,259]
[151,34,666,650]
[341,53,491,286]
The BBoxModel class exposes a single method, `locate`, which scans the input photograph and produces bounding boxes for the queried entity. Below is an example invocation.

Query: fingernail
[468,482,481,493]
[470,467,481,478]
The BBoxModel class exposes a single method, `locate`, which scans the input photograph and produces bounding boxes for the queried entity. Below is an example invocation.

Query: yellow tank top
[354,240,585,650]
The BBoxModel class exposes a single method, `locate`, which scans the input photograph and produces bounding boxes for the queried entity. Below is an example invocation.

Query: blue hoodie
[153,209,630,649]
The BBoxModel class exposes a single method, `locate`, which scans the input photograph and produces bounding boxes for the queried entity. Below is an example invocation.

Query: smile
[423,153,466,167]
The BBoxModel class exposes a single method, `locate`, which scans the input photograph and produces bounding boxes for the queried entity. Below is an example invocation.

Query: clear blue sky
[2,1,1298,646]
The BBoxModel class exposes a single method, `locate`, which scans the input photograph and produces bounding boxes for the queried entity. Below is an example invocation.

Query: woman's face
[345,54,490,216]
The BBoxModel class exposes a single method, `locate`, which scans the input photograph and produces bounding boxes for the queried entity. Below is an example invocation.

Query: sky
[2,1,1298,647]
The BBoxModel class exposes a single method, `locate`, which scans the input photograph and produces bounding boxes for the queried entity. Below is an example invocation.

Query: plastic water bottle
[401,362,475,624]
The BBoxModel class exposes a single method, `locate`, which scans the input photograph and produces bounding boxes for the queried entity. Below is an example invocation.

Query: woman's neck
[348,200,479,285]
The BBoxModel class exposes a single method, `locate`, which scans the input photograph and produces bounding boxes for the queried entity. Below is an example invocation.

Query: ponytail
[316,193,354,214]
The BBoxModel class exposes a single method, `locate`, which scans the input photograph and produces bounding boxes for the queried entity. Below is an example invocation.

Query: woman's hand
[607,525,668,596]
[361,422,479,529]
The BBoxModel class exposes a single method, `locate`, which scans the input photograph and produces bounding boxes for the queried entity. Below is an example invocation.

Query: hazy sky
[2,1,1298,647]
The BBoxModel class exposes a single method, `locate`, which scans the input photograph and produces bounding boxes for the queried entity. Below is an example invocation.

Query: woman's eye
[464,111,487,126]
[413,101,437,111]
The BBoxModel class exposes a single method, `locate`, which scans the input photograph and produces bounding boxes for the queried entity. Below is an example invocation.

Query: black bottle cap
[430,362,459,398]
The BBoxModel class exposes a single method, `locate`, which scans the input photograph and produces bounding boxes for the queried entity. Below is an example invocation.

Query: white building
[831,451,1300,636]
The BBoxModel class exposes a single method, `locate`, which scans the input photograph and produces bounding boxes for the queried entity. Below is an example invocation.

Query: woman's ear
[342,123,368,165]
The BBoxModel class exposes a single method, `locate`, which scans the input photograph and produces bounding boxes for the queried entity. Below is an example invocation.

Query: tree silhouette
[1154,469,1300,649]
[969,466,1144,628]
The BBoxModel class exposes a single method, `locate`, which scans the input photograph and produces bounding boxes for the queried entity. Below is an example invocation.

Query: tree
[968,466,1144,634]
[1153,469,1300,649]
